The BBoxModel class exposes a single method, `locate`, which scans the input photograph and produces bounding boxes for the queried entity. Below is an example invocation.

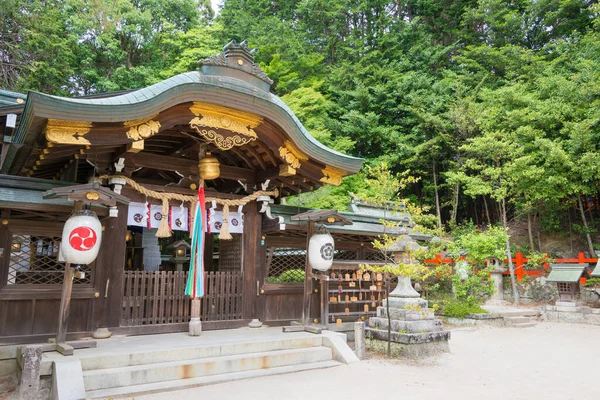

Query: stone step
[555,301,577,307]
[504,316,531,325]
[78,336,323,371]
[511,322,536,328]
[485,309,541,318]
[83,346,333,391]
[86,360,341,399]
[368,317,443,333]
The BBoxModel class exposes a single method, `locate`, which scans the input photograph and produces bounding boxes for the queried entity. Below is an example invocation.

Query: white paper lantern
[308,232,335,271]
[61,210,102,265]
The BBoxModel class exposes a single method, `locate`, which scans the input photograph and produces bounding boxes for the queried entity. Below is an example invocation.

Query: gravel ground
[137,322,600,400]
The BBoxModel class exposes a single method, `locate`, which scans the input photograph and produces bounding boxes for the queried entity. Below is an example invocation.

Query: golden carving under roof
[192,128,255,151]
[279,164,296,177]
[45,119,92,145]
[320,166,346,186]
[278,140,308,170]
[189,102,262,143]
[124,115,161,141]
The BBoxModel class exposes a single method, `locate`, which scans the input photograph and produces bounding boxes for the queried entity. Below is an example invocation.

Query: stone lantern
[168,240,191,271]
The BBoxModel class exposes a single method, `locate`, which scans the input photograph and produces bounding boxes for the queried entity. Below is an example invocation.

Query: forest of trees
[2,0,600,255]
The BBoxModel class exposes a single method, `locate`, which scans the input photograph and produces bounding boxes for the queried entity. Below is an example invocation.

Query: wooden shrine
[0,41,425,344]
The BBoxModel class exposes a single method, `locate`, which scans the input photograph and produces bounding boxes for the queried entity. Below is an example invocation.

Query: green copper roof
[546,264,585,283]
[270,203,415,237]
[12,43,363,175]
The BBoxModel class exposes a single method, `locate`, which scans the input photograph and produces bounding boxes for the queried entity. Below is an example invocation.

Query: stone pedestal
[248,319,263,328]
[365,276,450,358]
[490,268,506,301]
[189,299,202,336]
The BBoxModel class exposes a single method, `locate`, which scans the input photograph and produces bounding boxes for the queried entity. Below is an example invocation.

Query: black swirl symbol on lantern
[133,213,143,223]
[320,243,334,261]
[231,218,239,226]
[154,212,162,221]
[175,218,182,227]
[215,221,222,230]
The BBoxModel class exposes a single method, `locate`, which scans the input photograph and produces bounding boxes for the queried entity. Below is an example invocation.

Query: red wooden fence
[424,252,599,283]
[121,270,243,326]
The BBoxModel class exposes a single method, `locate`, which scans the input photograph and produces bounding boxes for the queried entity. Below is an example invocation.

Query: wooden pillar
[0,223,11,288]
[302,221,314,325]
[56,264,74,343]
[242,203,260,320]
[93,204,128,328]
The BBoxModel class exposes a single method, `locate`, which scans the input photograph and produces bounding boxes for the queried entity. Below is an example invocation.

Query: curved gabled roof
[13,43,363,175]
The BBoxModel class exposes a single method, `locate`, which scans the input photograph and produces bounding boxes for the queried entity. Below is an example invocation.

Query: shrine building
[0,41,421,344]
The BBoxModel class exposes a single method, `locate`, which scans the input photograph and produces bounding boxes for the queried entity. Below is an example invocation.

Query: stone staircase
[483,306,540,328]
[503,315,536,328]
[63,334,342,399]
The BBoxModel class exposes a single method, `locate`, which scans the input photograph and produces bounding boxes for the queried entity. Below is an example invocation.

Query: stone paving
[135,322,600,400]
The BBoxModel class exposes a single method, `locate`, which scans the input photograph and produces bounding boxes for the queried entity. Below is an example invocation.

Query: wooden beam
[124,152,256,183]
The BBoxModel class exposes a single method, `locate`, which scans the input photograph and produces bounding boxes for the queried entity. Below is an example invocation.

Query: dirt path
[138,322,600,400]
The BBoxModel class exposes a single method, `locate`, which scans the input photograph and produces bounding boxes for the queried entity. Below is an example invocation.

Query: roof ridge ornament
[199,40,274,86]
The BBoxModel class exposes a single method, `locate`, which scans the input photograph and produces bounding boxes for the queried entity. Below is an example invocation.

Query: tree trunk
[432,160,442,229]
[483,195,491,225]
[386,279,391,358]
[568,208,573,253]
[451,182,459,224]
[527,212,535,252]
[578,194,595,256]
[502,198,519,304]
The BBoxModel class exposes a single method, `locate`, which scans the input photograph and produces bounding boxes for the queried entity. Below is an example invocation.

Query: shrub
[266,269,305,283]
[585,278,600,288]
[442,298,488,319]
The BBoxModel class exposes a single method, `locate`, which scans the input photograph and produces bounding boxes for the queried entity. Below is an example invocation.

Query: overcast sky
[211,0,222,14]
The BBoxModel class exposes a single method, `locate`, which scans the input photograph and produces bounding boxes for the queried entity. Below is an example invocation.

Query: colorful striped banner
[185,187,206,298]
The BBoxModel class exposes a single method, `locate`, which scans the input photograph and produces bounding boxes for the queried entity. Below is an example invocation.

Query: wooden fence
[424,252,599,283]
[121,270,243,326]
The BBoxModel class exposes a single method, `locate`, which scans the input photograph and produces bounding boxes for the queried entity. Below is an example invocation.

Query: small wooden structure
[547,264,586,302]
[283,210,352,333]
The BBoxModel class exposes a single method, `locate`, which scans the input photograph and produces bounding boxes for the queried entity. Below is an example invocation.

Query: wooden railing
[121,270,243,326]
[424,252,599,283]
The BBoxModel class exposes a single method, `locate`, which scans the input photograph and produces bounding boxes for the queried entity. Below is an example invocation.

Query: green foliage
[266,269,305,283]
[524,252,553,270]
[4,0,600,252]
[442,298,488,319]
[451,268,496,302]
[449,224,509,267]
[584,278,600,288]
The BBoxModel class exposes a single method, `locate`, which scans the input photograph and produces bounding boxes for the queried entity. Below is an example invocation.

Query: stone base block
[369,317,443,333]
[446,316,505,328]
[377,307,434,320]
[366,337,450,358]
[189,319,202,336]
[365,327,450,344]
[544,310,600,325]
[383,297,428,309]
[0,359,17,377]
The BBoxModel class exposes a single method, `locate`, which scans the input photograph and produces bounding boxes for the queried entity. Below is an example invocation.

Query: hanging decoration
[207,207,244,234]
[198,152,220,180]
[61,210,102,265]
[308,226,335,271]
[185,187,207,298]
[98,175,278,239]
